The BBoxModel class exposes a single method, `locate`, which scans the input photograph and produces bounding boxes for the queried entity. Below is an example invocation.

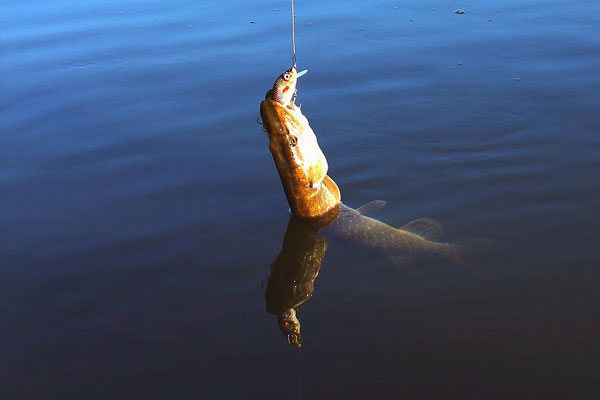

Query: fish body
[325,203,466,265]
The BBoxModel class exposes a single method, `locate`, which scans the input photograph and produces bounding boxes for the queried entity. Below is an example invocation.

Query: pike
[261,68,486,266]
[261,68,489,347]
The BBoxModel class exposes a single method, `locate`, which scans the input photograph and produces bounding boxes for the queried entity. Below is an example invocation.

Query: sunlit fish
[270,66,308,108]
[260,68,488,266]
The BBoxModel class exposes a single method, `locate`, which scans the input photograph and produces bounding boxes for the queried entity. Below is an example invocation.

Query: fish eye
[283,73,291,80]
[289,135,298,147]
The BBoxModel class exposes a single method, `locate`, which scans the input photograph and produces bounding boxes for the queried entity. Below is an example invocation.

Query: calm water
[1,0,599,398]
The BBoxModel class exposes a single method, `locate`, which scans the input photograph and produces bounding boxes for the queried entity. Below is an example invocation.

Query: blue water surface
[1,0,599,398]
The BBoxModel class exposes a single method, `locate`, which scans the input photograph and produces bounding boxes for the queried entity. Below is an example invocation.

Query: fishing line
[296,346,302,400]
[291,0,296,67]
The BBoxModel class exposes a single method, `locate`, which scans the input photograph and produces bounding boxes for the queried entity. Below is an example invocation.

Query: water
[1,0,599,398]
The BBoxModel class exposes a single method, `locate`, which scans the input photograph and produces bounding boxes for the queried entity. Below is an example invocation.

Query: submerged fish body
[325,203,466,266]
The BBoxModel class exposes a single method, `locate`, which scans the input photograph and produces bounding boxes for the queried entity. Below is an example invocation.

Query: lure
[270,67,308,107]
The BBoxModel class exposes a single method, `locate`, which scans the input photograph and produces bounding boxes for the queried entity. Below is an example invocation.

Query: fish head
[260,80,340,219]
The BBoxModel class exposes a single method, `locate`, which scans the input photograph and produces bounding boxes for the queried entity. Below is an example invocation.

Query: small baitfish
[270,66,308,108]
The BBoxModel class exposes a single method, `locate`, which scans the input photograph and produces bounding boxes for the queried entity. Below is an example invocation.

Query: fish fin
[449,239,493,269]
[356,200,387,216]
[400,218,444,241]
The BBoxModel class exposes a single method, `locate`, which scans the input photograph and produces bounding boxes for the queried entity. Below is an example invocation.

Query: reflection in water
[265,211,335,348]
[265,201,488,347]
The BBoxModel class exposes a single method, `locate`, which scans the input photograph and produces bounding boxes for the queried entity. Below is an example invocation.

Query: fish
[260,69,489,347]
[324,202,486,267]
[270,66,308,108]
[260,67,488,265]
[261,69,339,219]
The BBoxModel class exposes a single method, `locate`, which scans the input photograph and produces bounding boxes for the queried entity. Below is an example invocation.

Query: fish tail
[447,239,492,270]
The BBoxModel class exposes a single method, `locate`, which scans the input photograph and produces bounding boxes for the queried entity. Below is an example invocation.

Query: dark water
[1,0,599,398]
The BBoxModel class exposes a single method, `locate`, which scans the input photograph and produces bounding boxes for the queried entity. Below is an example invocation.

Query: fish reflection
[265,212,332,348]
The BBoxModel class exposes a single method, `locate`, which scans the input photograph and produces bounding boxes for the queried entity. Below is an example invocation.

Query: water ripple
[76,9,157,31]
